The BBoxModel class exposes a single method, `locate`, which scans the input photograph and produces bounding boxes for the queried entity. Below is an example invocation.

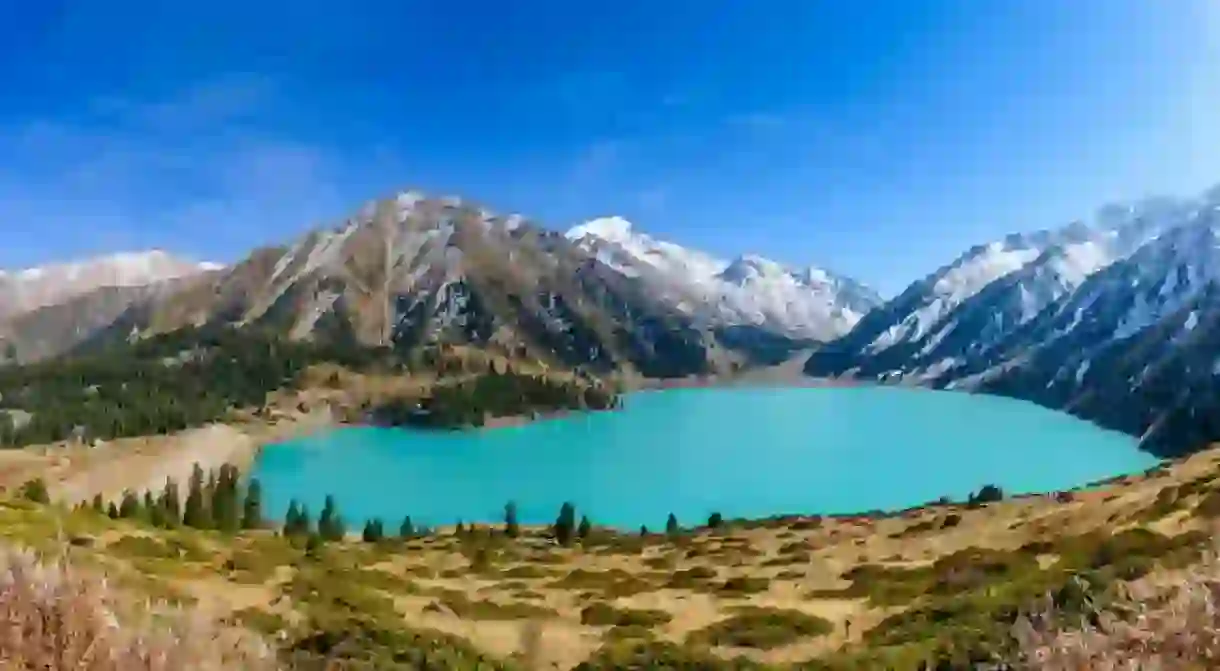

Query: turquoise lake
[253,387,1160,530]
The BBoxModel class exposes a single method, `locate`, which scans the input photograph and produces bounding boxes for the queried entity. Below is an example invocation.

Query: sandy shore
[0,408,335,506]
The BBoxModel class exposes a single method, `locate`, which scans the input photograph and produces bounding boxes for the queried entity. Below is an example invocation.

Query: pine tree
[107,501,119,519]
[183,464,210,529]
[298,504,313,537]
[577,515,592,540]
[504,501,520,538]
[554,502,576,546]
[242,478,263,530]
[119,490,141,519]
[707,512,724,529]
[160,477,181,527]
[284,500,303,536]
[142,491,156,517]
[204,468,218,521]
[318,495,345,542]
[213,464,240,533]
[362,518,385,543]
[666,513,680,537]
[91,494,104,514]
[455,520,466,537]
[399,515,415,539]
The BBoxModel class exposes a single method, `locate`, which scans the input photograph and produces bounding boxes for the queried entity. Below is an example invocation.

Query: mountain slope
[949,209,1220,456]
[805,198,1193,381]
[0,250,219,322]
[77,194,745,378]
[566,216,881,340]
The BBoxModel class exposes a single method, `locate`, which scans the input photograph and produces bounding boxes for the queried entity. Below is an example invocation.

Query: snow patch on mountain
[566,216,881,340]
[0,250,219,319]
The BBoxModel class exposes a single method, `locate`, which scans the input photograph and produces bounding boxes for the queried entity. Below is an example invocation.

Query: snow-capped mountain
[964,206,1220,456]
[565,216,882,340]
[0,250,221,321]
[806,184,1220,457]
[805,197,1195,381]
[42,194,792,377]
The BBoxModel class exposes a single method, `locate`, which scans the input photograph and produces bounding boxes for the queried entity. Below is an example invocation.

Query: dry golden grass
[6,433,1220,668]
[0,544,277,671]
[1014,539,1220,670]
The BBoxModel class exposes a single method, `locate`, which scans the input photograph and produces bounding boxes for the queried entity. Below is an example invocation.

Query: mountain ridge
[806,184,1220,457]
[0,192,877,377]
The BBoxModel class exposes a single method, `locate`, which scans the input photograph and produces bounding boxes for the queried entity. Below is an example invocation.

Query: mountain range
[806,186,1220,457]
[3,184,1220,457]
[0,192,881,376]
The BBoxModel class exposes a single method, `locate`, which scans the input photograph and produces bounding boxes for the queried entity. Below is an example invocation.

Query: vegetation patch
[687,607,833,650]
[551,568,657,598]
[432,591,558,621]
[717,575,771,596]
[580,602,673,628]
[664,566,719,590]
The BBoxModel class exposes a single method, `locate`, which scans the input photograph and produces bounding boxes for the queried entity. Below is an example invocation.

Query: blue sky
[1,1,1217,295]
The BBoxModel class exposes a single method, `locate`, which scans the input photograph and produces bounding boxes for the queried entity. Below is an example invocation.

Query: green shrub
[687,607,833,649]
[664,566,718,590]
[718,576,771,595]
[433,591,557,621]
[580,602,672,627]
[551,569,657,598]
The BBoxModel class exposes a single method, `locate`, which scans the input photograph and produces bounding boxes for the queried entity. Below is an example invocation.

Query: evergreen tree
[454,520,466,537]
[91,494,105,514]
[504,501,520,538]
[143,491,156,518]
[161,477,181,527]
[119,490,141,519]
[213,464,240,532]
[242,478,263,530]
[968,484,1005,506]
[362,518,385,543]
[554,502,576,546]
[666,513,680,537]
[639,525,649,537]
[399,515,415,539]
[707,512,724,529]
[298,504,313,537]
[205,469,218,519]
[149,497,166,528]
[183,464,210,529]
[577,515,592,540]
[318,495,345,541]
[107,501,119,519]
[284,500,303,536]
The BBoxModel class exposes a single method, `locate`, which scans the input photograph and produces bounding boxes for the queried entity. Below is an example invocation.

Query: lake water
[253,387,1160,530]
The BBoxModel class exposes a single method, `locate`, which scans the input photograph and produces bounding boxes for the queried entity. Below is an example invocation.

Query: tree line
[372,365,620,429]
[69,462,265,532]
[0,323,590,447]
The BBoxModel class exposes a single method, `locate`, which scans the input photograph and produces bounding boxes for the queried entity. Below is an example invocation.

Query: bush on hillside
[0,544,276,670]
[1013,541,1220,669]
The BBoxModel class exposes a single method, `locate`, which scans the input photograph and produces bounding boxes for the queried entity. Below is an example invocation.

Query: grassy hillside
[4,444,1220,669]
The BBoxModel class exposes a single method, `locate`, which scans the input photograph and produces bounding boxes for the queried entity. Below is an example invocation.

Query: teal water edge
[253,387,1160,530]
